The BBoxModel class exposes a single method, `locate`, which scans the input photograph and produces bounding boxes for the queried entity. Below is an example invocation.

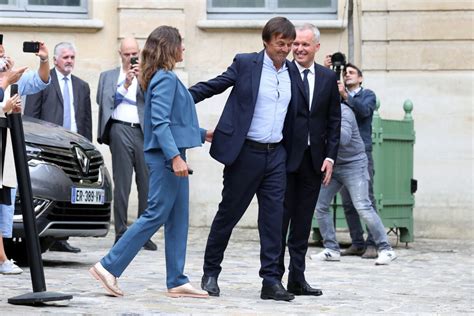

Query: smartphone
[0,34,3,45]
[167,167,194,175]
[23,41,40,53]
[10,84,18,97]
[130,56,138,65]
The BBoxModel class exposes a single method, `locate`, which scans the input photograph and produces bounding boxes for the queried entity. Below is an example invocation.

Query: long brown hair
[139,26,182,91]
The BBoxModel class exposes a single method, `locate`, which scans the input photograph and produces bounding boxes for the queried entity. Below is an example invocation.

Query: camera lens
[331,52,346,67]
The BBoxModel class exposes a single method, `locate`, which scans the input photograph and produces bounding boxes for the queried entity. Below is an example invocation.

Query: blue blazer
[189,50,296,166]
[143,70,205,160]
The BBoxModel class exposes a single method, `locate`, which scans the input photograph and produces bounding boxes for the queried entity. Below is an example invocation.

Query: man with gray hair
[25,41,92,253]
[277,23,340,296]
[25,42,92,141]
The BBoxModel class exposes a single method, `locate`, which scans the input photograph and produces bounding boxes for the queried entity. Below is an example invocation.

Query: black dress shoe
[143,239,157,251]
[287,280,323,296]
[49,240,81,253]
[201,275,220,297]
[261,283,294,301]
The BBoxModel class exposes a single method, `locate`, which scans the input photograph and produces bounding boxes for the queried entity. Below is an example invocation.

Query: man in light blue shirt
[0,41,50,275]
[189,17,297,301]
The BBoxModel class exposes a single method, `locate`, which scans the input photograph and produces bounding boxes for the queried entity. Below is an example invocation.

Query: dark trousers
[203,143,287,286]
[109,123,149,239]
[279,148,322,283]
[341,150,377,247]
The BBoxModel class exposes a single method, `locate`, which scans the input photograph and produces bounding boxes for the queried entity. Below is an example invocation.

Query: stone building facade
[0,0,472,239]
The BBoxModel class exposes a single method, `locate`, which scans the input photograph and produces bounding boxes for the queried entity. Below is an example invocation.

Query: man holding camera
[277,23,340,296]
[311,61,397,265]
[25,42,92,141]
[25,41,92,253]
[324,56,379,259]
[96,37,155,251]
[0,37,50,273]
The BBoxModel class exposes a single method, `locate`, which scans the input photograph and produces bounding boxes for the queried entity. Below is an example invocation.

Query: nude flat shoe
[89,262,124,297]
[167,282,209,298]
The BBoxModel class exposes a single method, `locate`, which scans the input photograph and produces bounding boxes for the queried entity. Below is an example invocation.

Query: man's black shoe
[143,239,157,251]
[49,240,81,253]
[201,275,220,297]
[287,280,323,296]
[260,283,294,301]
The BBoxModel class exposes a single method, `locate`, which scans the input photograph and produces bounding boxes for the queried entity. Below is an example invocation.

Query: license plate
[71,187,105,205]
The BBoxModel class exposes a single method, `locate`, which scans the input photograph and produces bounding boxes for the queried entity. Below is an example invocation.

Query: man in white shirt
[25,41,91,253]
[96,38,155,251]
[25,42,92,141]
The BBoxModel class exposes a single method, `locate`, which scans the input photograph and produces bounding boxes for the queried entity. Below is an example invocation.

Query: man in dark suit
[278,23,341,296]
[25,42,92,253]
[96,37,155,251]
[25,42,92,141]
[189,17,297,301]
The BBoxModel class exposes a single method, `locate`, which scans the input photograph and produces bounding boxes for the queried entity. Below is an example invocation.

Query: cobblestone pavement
[1,227,473,315]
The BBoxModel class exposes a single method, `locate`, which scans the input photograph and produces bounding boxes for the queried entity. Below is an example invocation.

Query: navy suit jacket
[189,50,297,166]
[284,61,341,173]
[25,69,92,141]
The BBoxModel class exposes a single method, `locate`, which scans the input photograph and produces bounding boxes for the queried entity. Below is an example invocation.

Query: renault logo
[74,147,90,175]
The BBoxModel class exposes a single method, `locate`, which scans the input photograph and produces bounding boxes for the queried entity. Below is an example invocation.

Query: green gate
[312,99,416,244]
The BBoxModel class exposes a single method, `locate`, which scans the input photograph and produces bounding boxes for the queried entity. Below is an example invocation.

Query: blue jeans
[341,151,377,248]
[101,149,190,289]
[315,159,391,252]
[0,188,17,238]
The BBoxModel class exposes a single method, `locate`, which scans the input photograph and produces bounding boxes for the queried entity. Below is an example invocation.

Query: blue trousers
[101,149,189,289]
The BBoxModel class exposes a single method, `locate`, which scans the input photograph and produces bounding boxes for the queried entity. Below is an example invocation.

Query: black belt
[245,139,281,151]
[111,119,141,128]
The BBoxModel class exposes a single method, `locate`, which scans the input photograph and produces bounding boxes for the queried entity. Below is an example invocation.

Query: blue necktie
[62,77,71,130]
[303,69,310,108]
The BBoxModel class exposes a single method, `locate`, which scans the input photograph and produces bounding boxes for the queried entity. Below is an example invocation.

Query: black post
[7,112,72,305]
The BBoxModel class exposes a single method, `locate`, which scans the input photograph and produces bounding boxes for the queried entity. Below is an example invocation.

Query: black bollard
[6,109,72,305]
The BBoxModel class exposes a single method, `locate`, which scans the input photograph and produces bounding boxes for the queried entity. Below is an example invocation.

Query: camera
[130,56,138,65]
[23,41,40,53]
[330,52,346,79]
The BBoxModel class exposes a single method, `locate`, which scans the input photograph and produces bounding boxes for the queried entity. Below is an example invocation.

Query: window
[0,0,88,18]
[207,0,337,20]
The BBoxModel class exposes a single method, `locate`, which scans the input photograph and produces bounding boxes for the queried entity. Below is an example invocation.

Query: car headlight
[13,197,51,222]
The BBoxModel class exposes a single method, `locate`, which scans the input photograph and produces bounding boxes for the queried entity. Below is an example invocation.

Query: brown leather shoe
[362,246,378,259]
[167,283,209,298]
[89,262,124,297]
[341,245,365,256]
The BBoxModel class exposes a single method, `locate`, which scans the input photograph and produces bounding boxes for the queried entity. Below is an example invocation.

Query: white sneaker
[310,248,341,261]
[0,259,23,274]
[375,249,397,265]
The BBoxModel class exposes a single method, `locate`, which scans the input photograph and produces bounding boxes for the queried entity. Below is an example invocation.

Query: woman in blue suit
[90,26,211,298]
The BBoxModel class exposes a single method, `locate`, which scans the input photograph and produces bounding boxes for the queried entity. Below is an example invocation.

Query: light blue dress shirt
[18,70,50,95]
[246,51,291,143]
